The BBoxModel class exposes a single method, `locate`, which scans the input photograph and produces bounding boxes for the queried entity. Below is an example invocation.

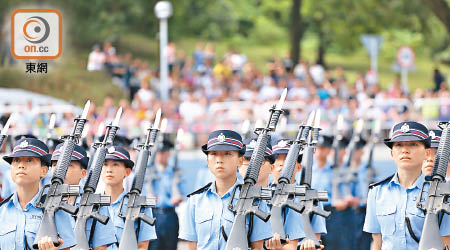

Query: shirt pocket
[112,217,125,242]
[0,224,16,249]
[376,203,396,235]
[195,208,213,243]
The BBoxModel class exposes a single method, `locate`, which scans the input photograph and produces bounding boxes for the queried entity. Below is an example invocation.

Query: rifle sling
[405,217,420,243]
[220,214,254,246]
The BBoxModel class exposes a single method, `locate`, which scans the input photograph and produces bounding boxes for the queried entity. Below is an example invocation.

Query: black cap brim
[104,155,134,169]
[202,144,246,156]
[384,136,430,149]
[273,149,290,155]
[51,155,89,169]
[3,151,51,166]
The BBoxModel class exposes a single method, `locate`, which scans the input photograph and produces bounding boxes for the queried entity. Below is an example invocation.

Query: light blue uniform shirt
[0,190,76,249]
[71,197,117,248]
[179,178,273,250]
[310,162,333,206]
[363,173,450,250]
[194,165,215,190]
[143,164,184,208]
[107,190,157,244]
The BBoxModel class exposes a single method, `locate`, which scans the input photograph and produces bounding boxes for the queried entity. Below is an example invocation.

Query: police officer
[363,121,450,249]
[101,145,157,250]
[349,137,373,250]
[147,138,183,250]
[51,143,117,249]
[0,137,76,250]
[179,130,272,250]
[265,139,327,250]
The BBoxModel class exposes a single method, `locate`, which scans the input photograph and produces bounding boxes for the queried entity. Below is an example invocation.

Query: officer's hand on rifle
[265,233,291,249]
[299,239,324,250]
[37,236,64,250]
[333,199,347,211]
[170,196,183,206]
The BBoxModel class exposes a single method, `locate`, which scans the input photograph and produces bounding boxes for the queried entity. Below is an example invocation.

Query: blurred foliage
[0,0,448,62]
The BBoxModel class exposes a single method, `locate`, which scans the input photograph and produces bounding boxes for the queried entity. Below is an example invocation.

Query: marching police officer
[101,146,157,250]
[363,121,450,249]
[51,143,117,249]
[179,130,272,250]
[265,139,327,250]
[147,138,184,250]
[0,137,76,249]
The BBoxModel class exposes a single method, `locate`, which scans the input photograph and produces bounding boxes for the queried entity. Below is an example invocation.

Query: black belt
[355,206,367,214]
[324,205,333,211]
[152,207,176,214]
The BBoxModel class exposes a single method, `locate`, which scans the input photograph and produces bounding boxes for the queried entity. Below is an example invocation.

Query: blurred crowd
[1,41,449,148]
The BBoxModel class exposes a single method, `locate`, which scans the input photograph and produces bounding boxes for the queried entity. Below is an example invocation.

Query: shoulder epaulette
[187,182,212,198]
[369,174,395,189]
[0,194,14,207]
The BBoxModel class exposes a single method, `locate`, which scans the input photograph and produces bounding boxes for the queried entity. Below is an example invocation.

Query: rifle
[341,119,364,197]
[171,128,184,200]
[0,113,15,149]
[330,114,345,204]
[269,111,315,243]
[144,118,167,197]
[33,101,91,249]
[363,120,380,203]
[225,88,287,250]
[297,109,331,248]
[117,109,160,250]
[86,122,105,174]
[416,121,450,250]
[72,108,122,250]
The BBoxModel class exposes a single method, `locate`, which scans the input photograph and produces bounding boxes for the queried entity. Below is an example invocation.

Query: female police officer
[363,121,450,249]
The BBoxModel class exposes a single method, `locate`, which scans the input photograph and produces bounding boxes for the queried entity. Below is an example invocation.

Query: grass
[1,32,448,107]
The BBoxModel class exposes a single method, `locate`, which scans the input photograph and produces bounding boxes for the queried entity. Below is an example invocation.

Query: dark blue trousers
[322,207,353,250]
[353,207,371,250]
[148,208,179,250]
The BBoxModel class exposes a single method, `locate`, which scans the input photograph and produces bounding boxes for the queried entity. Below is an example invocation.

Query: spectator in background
[193,42,204,70]
[167,42,176,72]
[434,68,445,92]
[87,44,105,71]
[135,80,155,105]
[310,61,325,86]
